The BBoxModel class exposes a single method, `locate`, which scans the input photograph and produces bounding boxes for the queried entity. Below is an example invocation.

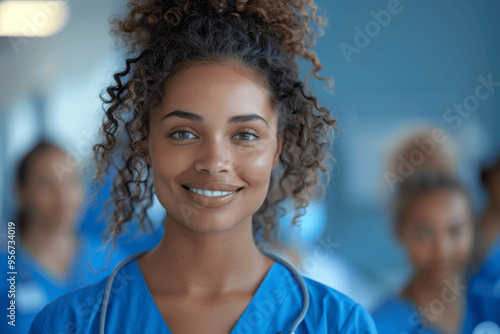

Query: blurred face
[146,61,283,233]
[399,190,473,282]
[18,149,83,230]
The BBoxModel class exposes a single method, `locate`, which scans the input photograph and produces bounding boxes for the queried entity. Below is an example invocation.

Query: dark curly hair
[92,0,338,251]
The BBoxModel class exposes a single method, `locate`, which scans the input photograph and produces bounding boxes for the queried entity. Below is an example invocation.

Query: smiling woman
[28,1,378,333]
[146,62,284,232]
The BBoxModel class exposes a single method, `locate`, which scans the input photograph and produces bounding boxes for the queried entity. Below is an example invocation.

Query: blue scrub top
[466,235,500,329]
[29,253,378,333]
[0,234,129,334]
[371,294,474,334]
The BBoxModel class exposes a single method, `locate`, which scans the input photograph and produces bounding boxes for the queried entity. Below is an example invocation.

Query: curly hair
[92,0,338,251]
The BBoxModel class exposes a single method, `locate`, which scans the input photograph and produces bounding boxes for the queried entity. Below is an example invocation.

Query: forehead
[26,149,76,178]
[159,62,275,120]
[407,190,469,223]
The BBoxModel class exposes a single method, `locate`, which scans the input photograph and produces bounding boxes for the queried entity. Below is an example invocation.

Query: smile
[181,185,244,208]
[181,185,243,196]
[185,187,237,197]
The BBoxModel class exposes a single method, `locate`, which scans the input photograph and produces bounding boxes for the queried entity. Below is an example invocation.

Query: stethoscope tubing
[99,249,309,334]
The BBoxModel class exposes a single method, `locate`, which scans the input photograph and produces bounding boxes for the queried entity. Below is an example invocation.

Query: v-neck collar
[126,258,292,334]
[397,294,469,334]
[18,236,83,285]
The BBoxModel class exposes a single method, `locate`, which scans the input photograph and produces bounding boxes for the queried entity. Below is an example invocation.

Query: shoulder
[29,253,142,334]
[371,296,421,333]
[28,276,108,333]
[302,275,377,331]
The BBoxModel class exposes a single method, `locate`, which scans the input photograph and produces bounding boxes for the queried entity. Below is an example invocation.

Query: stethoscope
[99,249,310,334]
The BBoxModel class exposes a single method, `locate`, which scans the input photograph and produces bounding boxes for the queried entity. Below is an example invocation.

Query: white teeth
[188,188,235,197]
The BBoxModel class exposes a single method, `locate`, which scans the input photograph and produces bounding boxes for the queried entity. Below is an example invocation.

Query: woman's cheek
[456,231,474,264]
[408,240,433,268]
[240,149,274,183]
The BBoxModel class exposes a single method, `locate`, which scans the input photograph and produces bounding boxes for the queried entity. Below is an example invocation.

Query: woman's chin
[184,221,240,234]
[422,267,461,285]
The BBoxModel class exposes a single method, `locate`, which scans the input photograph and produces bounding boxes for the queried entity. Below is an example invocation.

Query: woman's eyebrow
[161,110,269,127]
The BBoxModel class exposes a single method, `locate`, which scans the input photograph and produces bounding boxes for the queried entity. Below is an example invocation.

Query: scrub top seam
[338,303,360,333]
[118,299,143,334]
[35,313,51,333]
[264,276,296,334]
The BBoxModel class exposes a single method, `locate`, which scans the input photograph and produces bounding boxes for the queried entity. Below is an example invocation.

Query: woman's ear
[272,130,284,170]
[140,140,152,166]
[396,224,407,245]
[17,185,27,205]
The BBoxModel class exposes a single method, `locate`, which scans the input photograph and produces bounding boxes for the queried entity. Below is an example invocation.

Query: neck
[404,271,467,333]
[406,270,466,307]
[140,212,272,297]
[482,199,500,221]
[21,219,75,253]
[477,200,500,259]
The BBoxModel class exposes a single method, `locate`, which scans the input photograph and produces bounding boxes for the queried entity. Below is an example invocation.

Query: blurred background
[0,0,499,332]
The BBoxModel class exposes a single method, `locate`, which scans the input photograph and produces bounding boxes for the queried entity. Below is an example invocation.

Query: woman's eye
[169,130,197,140]
[416,231,432,240]
[411,225,433,240]
[168,130,260,141]
[450,224,463,237]
[234,131,260,141]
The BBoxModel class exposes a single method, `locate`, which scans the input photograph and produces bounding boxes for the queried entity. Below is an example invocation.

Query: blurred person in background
[372,170,476,333]
[0,140,126,334]
[467,151,500,330]
[384,126,457,194]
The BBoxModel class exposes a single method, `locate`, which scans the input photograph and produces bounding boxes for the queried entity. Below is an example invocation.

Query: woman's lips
[182,185,243,209]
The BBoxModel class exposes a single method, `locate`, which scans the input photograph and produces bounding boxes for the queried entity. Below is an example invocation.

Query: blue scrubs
[29,254,378,333]
[1,234,129,334]
[466,235,500,329]
[371,295,474,334]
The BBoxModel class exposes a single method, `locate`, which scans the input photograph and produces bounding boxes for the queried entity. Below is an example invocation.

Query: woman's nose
[193,137,233,174]
[434,235,454,260]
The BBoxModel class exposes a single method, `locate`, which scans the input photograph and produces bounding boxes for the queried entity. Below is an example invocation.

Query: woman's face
[399,190,473,282]
[18,148,83,230]
[146,62,283,233]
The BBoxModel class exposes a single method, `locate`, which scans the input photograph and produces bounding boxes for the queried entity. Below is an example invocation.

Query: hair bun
[110,0,332,90]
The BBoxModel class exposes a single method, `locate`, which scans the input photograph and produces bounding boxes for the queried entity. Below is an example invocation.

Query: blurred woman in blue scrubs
[467,152,500,330]
[372,170,475,333]
[0,141,125,334]
[28,0,377,333]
